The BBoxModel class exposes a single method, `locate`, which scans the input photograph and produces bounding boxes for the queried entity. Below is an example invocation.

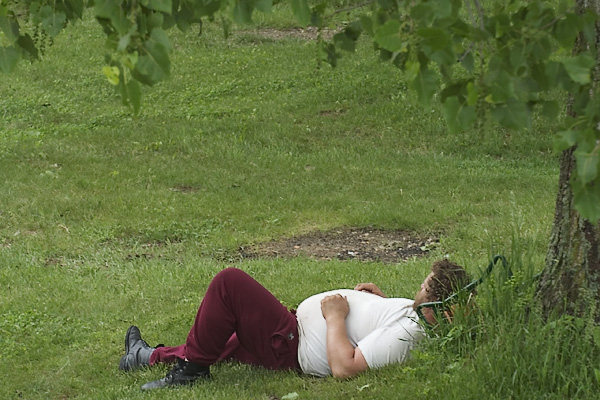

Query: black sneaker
[140,358,211,390]
[118,325,155,371]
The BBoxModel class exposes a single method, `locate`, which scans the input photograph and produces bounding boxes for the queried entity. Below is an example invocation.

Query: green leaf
[553,12,581,48]
[135,29,172,85]
[562,55,595,85]
[16,34,38,59]
[573,179,600,224]
[418,27,450,50]
[404,59,420,81]
[111,10,132,35]
[360,15,373,36]
[193,0,222,17]
[0,16,20,43]
[466,82,478,106]
[545,60,572,91]
[63,0,86,20]
[233,1,253,24]
[486,70,516,103]
[146,0,172,14]
[540,100,559,121]
[0,45,20,73]
[173,0,194,26]
[310,2,326,26]
[147,11,165,31]
[509,44,525,71]
[417,27,453,65]
[125,79,142,115]
[460,51,474,72]
[221,15,231,39]
[581,10,598,46]
[117,33,131,52]
[254,0,272,13]
[291,0,310,26]
[411,67,438,107]
[333,32,355,52]
[410,3,434,26]
[94,0,119,19]
[40,6,67,38]
[494,12,510,39]
[148,27,173,51]
[531,36,552,60]
[442,96,477,133]
[374,20,404,52]
[102,65,120,85]
[490,99,529,130]
[319,40,339,67]
[555,128,596,153]
[429,0,452,20]
[575,151,599,185]
[333,22,361,52]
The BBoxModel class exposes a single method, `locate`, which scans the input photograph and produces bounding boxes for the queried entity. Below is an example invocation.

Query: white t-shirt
[296,289,425,377]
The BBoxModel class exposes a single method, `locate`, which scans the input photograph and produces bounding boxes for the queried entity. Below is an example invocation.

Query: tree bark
[538,148,600,321]
[536,0,600,322]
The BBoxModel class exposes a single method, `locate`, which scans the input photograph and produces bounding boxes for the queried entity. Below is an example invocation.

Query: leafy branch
[1,0,600,221]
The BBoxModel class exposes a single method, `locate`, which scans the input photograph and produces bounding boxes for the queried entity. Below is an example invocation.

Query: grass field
[3,3,597,399]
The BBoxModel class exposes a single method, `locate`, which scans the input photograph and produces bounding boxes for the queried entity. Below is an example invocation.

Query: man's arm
[320,294,369,378]
[354,283,387,297]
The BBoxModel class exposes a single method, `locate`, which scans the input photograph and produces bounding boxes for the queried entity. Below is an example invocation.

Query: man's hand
[354,283,386,298]
[321,294,350,320]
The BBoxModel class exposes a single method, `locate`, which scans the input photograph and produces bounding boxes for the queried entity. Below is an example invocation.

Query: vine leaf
[442,96,476,134]
[490,99,530,130]
[291,0,310,26]
[134,29,172,85]
[411,68,438,107]
[374,20,404,52]
[562,54,595,85]
[0,15,20,43]
[255,0,273,13]
[93,0,118,19]
[0,46,19,73]
[553,130,580,152]
[120,78,142,115]
[573,179,600,224]
[233,1,253,24]
[575,151,599,185]
[40,6,67,38]
[146,0,173,14]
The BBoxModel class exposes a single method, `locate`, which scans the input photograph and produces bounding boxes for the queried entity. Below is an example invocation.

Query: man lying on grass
[119,259,469,390]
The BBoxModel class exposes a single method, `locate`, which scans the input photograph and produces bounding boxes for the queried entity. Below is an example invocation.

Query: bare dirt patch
[240,227,440,264]
[318,107,348,117]
[169,185,201,193]
[237,27,337,41]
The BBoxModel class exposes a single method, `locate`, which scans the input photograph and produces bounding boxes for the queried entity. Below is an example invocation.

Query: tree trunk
[537,148,600,321]
[536,0,600,322]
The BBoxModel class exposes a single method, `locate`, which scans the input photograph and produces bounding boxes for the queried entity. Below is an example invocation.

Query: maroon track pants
[149,268,301,371]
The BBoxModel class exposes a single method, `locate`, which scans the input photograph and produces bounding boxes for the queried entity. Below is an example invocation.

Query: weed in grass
[415,248,600,400]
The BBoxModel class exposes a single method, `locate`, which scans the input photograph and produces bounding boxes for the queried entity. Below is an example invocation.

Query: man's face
[414,271,434,306]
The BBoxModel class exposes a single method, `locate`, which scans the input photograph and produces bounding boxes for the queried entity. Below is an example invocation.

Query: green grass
[0,3,589,399]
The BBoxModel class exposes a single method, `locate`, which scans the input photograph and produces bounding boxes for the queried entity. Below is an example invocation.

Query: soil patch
[237,27,337,41]
[240,227,440,264]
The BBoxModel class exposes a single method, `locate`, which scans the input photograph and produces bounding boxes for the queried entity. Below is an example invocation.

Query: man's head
[413,259,471,310]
